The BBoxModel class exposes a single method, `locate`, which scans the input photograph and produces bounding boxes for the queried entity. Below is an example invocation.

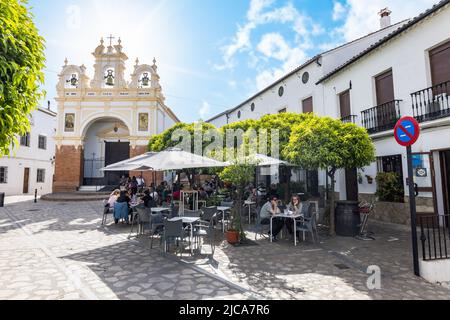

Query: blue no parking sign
[394,116,420,147]
[394,116,421,277]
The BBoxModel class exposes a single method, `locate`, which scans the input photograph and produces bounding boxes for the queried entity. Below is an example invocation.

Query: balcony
[411,80,450,123]
[340,115,357,124]
[361,100,402,134]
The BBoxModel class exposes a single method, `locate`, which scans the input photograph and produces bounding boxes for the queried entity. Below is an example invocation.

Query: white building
[0,106,57,196]
[53,38,179,192]
[207,0,450,224]
[318,0,450,224]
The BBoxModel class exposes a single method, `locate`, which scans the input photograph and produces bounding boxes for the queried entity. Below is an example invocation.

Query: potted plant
[219,158,256,244]
[366,175,374,184]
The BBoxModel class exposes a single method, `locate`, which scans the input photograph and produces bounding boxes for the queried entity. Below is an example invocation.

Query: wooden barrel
[335,201,361,237]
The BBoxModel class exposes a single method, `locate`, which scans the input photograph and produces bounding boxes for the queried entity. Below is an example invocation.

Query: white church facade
[53,38,179,192]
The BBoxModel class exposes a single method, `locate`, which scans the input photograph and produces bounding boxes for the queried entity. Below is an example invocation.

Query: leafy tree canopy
[0,0,45,155]
[284,116,375,172]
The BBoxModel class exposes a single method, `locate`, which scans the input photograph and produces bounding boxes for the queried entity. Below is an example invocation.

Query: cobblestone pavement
[0,200,449,300]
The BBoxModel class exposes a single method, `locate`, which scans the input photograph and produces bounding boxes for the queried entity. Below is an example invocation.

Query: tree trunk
[237,186,246,240]
[329,171,336,236]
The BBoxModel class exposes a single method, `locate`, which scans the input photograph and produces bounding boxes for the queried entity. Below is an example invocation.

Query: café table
[217,206,232,233]
[167,216,200,255]
[270,212,303,246]
[244,201,256,224]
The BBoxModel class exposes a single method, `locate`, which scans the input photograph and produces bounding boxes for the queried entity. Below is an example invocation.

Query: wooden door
[375,70,396,129]
[430,40,450,88]
[302,97,313,113]
[441,151,450,215]
[375,70,395,105]
[345,168,359,201]
[23,168,29,194]
[339,90,351,118]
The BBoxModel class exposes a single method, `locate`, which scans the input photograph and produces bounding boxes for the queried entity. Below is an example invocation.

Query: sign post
[394,116,421,277]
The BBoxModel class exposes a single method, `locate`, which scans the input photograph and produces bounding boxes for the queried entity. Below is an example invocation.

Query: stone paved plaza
[0,199,449,300]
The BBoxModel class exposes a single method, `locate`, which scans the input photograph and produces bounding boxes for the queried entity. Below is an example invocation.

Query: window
[429,40,450,87]
[0,167,7,183]
[278,86,284,97]
[375,69,395,105]
[376,154,404,202]
[278,108,287,113]
[250,103,255,111]
[237,111,241,119]
[37,169,45,183]
[20,133,31,147]
[339,90,351,118]
[38,135,47,150]
[302,72,309,84]
[302,97,313,113]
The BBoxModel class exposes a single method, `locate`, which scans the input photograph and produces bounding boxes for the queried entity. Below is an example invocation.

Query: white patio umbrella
[225,154,294,167]
[101,148,228,172]
[126,148,228,171]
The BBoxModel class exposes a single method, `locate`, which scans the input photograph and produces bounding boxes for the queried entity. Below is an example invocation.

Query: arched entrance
[82,117,130,187]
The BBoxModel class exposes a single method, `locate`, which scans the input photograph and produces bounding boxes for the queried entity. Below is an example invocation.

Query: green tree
[219,159,256,241]
[0,0,45,156]
[284,115,375,235]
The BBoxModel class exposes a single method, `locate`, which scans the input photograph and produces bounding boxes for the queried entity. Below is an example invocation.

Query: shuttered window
[375,70,395,105]
[339,90,351,118]
[430,40,450,86]
[302,97,313,113]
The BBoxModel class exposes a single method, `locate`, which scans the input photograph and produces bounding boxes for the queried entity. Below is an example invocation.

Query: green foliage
[284,115,375,171]
[376,172,404,203]
[148,121,219,152]
[0,0,46,156]
[219,160,256,238]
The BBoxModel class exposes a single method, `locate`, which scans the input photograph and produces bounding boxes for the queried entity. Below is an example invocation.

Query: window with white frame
[38,135,47,150]
[0,167,7,183]
[37,169,45,183]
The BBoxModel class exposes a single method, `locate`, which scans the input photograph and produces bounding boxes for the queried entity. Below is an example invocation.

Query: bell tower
[90,35,128,89]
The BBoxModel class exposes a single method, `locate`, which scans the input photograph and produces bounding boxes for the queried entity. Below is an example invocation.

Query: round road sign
[394,116,420,147]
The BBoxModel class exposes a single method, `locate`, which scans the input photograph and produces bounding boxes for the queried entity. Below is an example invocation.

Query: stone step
[78,186,105,192]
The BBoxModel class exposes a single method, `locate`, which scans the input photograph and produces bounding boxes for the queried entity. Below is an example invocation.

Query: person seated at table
[148,186,159,203]
[198,187,208,200]
[107,189,120,208]
[141,189,157,208]
[136,174,145,193]
[285,195,304,235]
[172,184,183,201]
[246,188,257,203]
[259,196,283,241]
[114,190,132,224]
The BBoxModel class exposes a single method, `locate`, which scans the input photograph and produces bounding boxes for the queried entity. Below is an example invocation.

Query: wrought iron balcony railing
[340,115,357,124]
[411,80,450,123]
[361,100,402,134]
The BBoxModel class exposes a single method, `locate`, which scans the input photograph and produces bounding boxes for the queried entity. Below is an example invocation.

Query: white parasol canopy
[101,148,228,172]
[225,154,294,167]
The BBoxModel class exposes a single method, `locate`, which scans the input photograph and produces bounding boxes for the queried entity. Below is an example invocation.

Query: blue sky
[28,0,438,123]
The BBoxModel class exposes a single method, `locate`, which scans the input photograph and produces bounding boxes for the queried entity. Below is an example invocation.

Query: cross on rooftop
[107,34,115,47]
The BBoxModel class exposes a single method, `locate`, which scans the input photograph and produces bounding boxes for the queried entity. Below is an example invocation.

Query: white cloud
[199,101,211,119]
[215,0,322,71]
[336,0,438,42]
[257,33,290,61]
[332,1,346,21]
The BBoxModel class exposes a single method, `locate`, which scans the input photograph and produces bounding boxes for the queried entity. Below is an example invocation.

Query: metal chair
[132,205,150,237]
[193,218,216,256]
[102,200,114,225]
[218,201,233,232]
[296,202,319,243]
[183,209,201,218]
[254,206,270,241]
[356,201,375,241]
[201,206,219,225]
[162,219,189,256]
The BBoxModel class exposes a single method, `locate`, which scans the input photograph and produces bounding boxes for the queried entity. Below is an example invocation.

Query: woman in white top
[107,190,120,208]
[285,195,303,235]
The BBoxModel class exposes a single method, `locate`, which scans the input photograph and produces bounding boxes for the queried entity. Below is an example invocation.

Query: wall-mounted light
[349,81,352,90]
